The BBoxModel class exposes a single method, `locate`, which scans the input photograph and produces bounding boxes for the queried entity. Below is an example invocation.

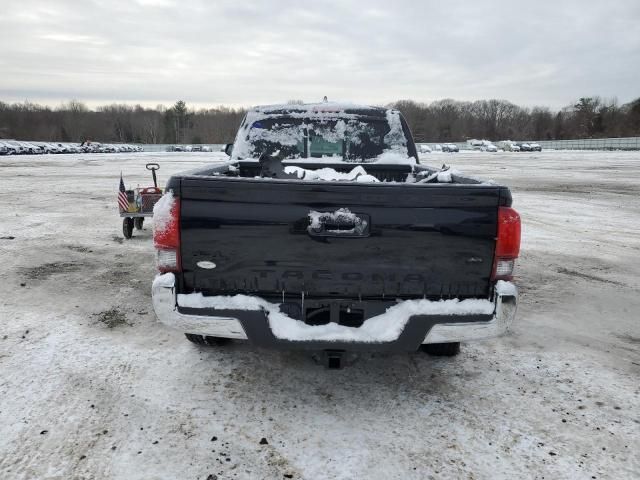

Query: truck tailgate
[177,177,503,299]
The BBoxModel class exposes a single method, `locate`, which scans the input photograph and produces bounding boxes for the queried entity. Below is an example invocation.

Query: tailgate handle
[307,209,370,238]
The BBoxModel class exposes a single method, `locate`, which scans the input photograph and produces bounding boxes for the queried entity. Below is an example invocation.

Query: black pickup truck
[152,102,520,365]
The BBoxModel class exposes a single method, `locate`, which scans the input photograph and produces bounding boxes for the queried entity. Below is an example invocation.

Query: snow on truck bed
[283,165,381,182]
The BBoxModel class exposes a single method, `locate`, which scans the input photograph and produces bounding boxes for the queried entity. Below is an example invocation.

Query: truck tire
[184,333,231,346]
[134,217,144,230]
[122,217,134,239]
[420,342,460,356]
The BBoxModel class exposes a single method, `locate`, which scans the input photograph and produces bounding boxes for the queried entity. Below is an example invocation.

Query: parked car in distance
[442,143,459,152]
[419,144,432,153]
[4,140,27,154]
[467,139,484,150]
[516,143,531,152]
[483,143,498,152]
[0,140,142,155]
[19,141,42,154]
[471,139,506,152]
[529,143,542,152]
[32,142,51,154]
[499,141,521,152]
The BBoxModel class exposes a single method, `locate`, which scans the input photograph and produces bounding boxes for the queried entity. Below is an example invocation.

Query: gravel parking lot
[0,150,638,480]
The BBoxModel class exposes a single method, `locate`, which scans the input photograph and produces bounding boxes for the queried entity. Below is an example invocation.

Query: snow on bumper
[151,273,247,339]
[424,280,517,344]
[152,273,518,346]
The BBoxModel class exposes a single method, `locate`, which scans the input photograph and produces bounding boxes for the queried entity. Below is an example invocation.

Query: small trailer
[118,163,163,239]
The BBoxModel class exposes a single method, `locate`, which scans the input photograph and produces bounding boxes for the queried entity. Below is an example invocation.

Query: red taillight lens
[492,206,521,280]
[153,196,181,273]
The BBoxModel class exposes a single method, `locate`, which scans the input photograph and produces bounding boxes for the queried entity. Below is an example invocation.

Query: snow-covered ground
[0,150,638,480]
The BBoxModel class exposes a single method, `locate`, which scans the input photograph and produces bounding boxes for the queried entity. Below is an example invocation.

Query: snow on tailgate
[307,208,366,234]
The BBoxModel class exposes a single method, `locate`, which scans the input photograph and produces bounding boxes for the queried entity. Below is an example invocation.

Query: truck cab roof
[251,102,388,117]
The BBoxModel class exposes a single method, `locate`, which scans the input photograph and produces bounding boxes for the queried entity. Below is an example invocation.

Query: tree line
[391,96,640,142]
[1,96,639,144]
[0,100,245,145]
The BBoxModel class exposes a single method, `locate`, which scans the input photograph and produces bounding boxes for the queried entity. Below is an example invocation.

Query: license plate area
[280,300,368,327]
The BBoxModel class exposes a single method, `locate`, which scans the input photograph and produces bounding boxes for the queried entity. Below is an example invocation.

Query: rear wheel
[122,217,134,239]
[185,334,231,346]
[420,342,460,356]
[134,217,144,230]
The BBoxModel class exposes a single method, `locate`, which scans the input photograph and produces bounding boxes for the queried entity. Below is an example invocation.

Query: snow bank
[175,286,497,343]
[284,165,379,183]
[152,191,175,232]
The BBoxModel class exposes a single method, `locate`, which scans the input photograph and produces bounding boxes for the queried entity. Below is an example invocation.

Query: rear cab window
[231,104,417,163]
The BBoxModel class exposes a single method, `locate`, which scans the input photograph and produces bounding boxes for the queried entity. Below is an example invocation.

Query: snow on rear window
[383,109,408,151]
[248,124,303,147]
[231,108,410,163]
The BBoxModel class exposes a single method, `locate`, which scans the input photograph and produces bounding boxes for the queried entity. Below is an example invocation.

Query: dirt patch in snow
[22,261,83,280]
[65,244,93,253]
[556,267,624,286]
[517,182,639,196]
[94,309,130,328]
[615,333,640,345]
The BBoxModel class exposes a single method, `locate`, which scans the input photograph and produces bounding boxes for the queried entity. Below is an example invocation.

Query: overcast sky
[0,0,638,110]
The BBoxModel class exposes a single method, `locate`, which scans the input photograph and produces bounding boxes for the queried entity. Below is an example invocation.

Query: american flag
[118,173,129,212]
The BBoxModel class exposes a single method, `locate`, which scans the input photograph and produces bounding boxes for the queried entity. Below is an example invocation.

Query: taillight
[492,206,521,281]
[153,195,181,273]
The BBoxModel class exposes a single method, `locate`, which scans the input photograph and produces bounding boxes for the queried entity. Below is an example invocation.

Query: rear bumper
[152,274,517,351]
